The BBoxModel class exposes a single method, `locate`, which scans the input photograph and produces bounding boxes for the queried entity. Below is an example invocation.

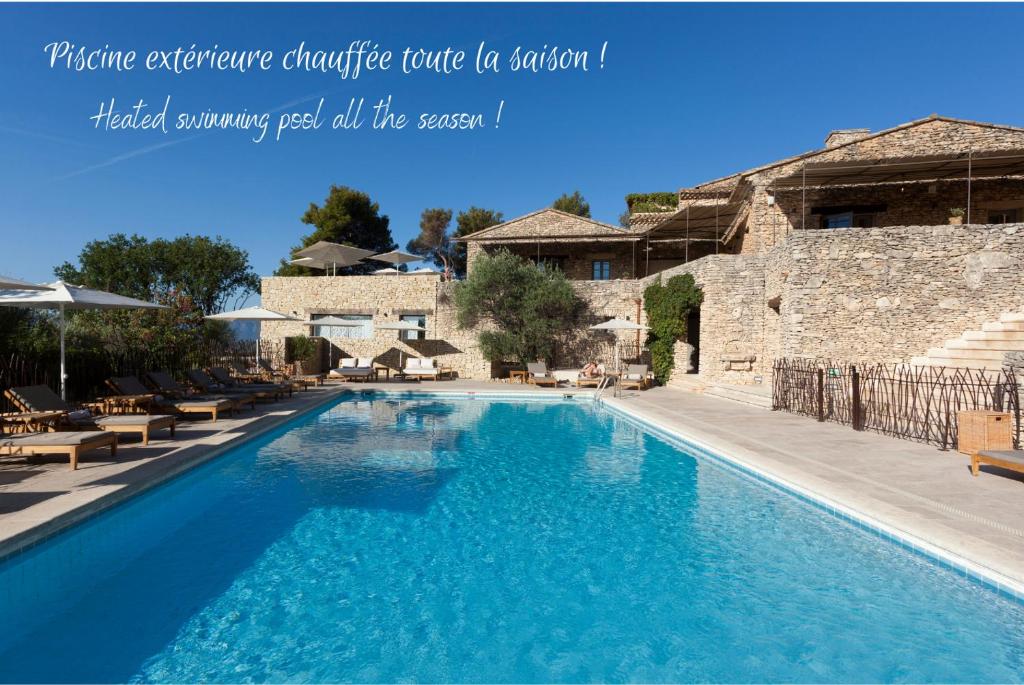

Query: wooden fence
[772,358,1020,450]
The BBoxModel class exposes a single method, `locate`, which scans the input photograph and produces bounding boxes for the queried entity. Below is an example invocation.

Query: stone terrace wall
[646,255,769,385]
[770,223,1024,364]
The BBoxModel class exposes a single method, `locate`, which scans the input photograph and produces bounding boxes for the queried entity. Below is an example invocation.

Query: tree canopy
[275,185,397,276]
[56,233,260,316]
[552,190,591,218]
[453,249,582,366]
[453,207,503,278]
[406,208,454,278]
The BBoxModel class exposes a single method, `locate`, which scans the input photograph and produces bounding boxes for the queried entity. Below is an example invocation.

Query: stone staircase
[910,311,1024,371]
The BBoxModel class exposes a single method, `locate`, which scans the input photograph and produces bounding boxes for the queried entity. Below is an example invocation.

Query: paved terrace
[1,379,1022,595]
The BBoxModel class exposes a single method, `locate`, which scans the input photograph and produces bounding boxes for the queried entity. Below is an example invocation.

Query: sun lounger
[145,371,248,418]
[108,376,236,424]
[402,357,453,380]
[618,364,651,391]
[4,385,175,445]
[576,364,607,388]
[0,428,117,470]
[186,369,274,403]
[329,357,378,382]
[256,359,322,389]
[971,449,1024,479]
[209,366,292,397]
[527,362,559,387]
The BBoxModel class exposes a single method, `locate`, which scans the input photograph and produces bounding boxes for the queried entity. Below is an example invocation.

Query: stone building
[263,115,1024,388]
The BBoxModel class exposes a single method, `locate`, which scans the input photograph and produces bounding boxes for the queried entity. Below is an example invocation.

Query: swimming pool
[0,394,1022,682]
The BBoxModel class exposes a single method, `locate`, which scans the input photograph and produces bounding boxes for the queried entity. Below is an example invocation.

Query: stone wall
[769,223,1024,364]
[476,241,640,280]
[260,274,491,379]
[645,255,769,386]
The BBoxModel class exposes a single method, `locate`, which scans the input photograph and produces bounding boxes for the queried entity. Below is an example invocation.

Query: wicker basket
[957,410,1013,455]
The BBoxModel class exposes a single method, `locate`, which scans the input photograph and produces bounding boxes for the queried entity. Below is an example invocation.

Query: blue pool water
[0,395,1023,683]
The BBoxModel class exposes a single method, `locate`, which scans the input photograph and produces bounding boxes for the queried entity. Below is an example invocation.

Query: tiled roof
[458,208,630,241]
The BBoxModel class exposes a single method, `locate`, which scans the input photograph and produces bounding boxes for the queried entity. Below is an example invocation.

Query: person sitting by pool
[580,362,602,378]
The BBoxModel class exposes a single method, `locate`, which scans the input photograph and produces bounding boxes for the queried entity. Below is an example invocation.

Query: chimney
[824,128,871,149]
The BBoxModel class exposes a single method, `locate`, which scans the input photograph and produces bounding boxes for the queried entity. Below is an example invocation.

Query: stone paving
[2,379,1022,595]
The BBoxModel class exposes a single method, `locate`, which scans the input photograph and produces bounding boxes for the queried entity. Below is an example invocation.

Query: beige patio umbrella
[590,318,648,372]
[375,320,428,368]
[293,241,377,276]
[0,275,53,291]
[371,250,421,267]
[205,306,299,369]
[0,281,168,399]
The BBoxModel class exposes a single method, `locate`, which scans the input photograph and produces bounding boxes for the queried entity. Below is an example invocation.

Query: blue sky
[2,2,1023,293]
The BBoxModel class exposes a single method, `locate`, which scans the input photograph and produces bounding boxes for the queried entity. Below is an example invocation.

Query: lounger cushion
[171,399,233,410]
[404,367,439,375]
[1,431,112,448]
[624,374,643,381]
[420,357,435,368]
[340,358,357,368]
[978,450,1024,466]
[94,415,174,428]
[357,357,373,368]
[331,368,374,377]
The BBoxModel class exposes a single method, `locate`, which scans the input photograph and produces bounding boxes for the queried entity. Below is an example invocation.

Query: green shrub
[643,274,703,384]
[625,192,678,214]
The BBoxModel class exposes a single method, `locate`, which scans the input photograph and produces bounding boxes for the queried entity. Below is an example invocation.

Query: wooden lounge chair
[256,359,322,389]
[401,357,453,380]
[108,376,236,424]
[971,449,1024,479]
[329,358,378,382]
[209,366,292,398]
[576,364,607,388]
[145,371,250,417]
[4,385,175,446]
[0,424,117,470]
[186,369,275,403]
[618,364,651,391]
[527,362,559,387]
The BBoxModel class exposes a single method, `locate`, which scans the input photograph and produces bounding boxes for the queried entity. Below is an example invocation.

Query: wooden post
[817,367,825,422]
[851,365,862,431]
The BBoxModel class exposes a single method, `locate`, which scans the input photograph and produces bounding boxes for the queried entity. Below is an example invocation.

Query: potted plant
[949,207,966,225]
[289,335,317,375]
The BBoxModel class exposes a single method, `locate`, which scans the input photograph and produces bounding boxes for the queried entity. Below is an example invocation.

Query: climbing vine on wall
[643,274,703,384]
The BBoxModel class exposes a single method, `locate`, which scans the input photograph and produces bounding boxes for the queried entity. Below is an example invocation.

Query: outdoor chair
[186,369,275,403]
[0,415,117,470]
[329,357,378,382]
[209,366,292,397]
[576,364,607,388]
[4,385,175,446]
[402,357,453,381]
[971,449,1024,480]
[618,364,651,391]
[108,376,236,424]
[527,362,559,387]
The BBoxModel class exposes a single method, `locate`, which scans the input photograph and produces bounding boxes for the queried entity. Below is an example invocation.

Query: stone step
[982,321,1024,332]
[926,347,1005,360]
[962,330,1024,341]
[912,355,1005,370]
[999,312,1024,323]
[702,383,773,409]
[945,339,1024,352]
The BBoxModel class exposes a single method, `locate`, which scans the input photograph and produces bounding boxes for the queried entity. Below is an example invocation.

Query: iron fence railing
[0,339,285,412]
[773,358,1020,450]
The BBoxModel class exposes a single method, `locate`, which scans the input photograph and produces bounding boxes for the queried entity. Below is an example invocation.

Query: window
[988,208,1019,224]
[531,256,567,272]
[592,260,611,280]
[821,212,874,229]
[311,314,372,339]
[399,314,427,340]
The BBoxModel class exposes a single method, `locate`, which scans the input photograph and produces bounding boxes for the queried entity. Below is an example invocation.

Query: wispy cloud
[53,135,203,181]
[0,125,97,148]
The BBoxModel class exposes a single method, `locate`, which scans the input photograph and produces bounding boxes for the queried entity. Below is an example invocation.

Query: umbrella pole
[59,303,66,400]
[255,336,261,371]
